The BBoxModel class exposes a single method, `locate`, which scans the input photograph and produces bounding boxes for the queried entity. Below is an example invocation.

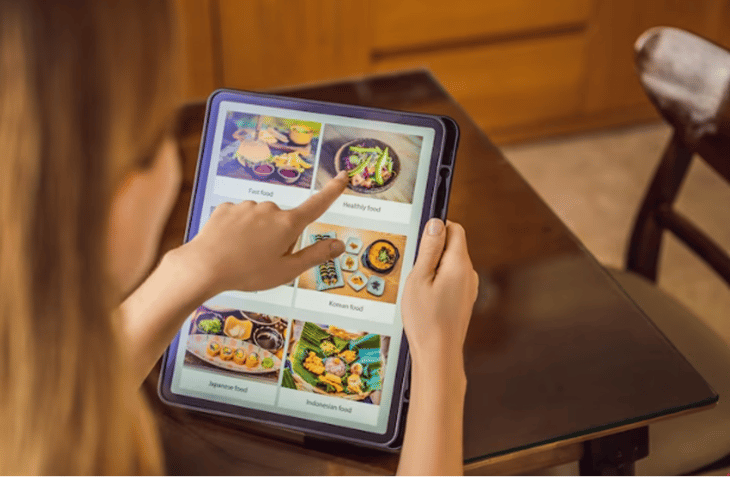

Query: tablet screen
[164,92,442,439]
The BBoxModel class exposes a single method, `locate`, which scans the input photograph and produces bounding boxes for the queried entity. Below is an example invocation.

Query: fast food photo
[217,112,320,189]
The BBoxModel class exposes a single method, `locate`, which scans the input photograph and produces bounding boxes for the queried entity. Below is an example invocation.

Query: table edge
[464,400,717,471]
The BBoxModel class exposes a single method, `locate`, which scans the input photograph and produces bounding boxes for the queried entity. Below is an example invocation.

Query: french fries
[272,152,312,172]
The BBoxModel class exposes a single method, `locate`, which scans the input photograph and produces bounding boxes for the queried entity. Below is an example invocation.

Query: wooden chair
[608,27,730,476]
[627,27,730,285]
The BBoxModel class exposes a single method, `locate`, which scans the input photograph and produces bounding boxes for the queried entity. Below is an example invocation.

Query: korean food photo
[297,222,407,304]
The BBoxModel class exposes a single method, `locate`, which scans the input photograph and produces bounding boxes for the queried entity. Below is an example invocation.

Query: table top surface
[151,71,717,475]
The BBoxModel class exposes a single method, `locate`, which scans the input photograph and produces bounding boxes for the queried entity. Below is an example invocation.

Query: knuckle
[237,200,256,210]
[210,202,234,220]
[259,201,280,212]
[450,222,466,237]
[215,202,234,212]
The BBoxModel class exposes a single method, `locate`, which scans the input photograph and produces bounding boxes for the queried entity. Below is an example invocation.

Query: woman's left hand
[174,171,349,296]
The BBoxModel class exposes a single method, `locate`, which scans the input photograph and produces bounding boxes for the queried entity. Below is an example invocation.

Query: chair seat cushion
[608,269,730,475]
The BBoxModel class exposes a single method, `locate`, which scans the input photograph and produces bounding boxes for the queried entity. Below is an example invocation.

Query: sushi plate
[187,334,281,374]
[309,231,345,291]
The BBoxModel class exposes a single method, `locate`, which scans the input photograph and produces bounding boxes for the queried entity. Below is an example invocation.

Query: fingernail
[330,239,345,256]
[336,171,347,180]
[428,218,444,235]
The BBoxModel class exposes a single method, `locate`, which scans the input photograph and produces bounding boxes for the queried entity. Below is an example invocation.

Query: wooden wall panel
[373,0,591,52]
[180,0,730,143]
[715,0,730,48]
[584,0,730,115]
[216,0,371,91]
[374,34,587,133]
[176,0,218,100]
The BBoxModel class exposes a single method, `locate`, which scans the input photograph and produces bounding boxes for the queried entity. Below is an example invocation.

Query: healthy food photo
[281,321,389,405]
[183,306,291,384]
[296,222,407,304]
[314,124,423,203]
[217,112,321,188]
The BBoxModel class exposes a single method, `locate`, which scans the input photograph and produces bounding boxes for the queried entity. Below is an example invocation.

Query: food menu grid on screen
[169,100,436,434]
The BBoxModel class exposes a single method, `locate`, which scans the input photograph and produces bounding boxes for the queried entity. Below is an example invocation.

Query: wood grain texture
[372,0,591,52]
[374,33,587,133]
[464,442,584,475]
[178,0,730,143]
[584,0,730,115]
[721,1,730,47]
[176,0,219,100]
[216,0,371,91]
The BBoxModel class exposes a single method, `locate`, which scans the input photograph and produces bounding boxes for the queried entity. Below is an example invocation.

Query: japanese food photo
[183,306,291,382]
[315,124,423,204]
[216,111,321,189]
[281,322,389,404]
[296,222,407,305]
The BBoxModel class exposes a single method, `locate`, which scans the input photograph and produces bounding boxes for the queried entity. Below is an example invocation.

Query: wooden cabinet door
[585,0,730,115]
[178,0,730,142]
[374,34,588,135]
[372,0,591,52]
[215,0,371,91]
[177,0,218,99]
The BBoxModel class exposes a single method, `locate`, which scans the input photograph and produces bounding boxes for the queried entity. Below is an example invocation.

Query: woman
[0,1,478,474]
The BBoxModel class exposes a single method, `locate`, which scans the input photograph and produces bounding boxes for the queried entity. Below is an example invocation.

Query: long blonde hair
[0,1,180,473]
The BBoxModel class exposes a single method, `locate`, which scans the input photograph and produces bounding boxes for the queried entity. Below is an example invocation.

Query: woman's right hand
[401,219,478,371]
[175,172,349,297]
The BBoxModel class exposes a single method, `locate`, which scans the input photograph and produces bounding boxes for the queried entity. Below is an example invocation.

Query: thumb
[412,218,446,278]
[286,238,345,274]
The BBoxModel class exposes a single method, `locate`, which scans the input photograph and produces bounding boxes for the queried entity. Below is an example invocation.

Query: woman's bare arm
[119,248,212,386]
[120,173,348,386]
[399,361,467,475]
[397,220,478,476]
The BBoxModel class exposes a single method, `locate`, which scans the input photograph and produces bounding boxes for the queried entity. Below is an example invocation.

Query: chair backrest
[627,27,730,285]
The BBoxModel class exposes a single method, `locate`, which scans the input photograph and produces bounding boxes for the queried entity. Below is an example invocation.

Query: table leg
[579,427,649,476]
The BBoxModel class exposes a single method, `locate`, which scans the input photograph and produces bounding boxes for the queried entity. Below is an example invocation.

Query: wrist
[161,245,217,303]
[411,351,467,392]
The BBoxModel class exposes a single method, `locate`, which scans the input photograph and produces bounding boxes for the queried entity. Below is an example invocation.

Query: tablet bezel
[159,89,450,447]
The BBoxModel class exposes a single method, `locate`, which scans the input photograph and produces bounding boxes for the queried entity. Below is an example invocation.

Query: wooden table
[149,71,717,475]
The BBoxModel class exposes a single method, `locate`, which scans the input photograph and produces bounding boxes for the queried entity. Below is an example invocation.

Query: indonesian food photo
[282,323,384,400]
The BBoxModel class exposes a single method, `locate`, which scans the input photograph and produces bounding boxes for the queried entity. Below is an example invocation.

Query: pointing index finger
[291,171,348,227]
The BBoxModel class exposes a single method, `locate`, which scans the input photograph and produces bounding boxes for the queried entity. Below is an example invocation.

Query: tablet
[159,89,459,448]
